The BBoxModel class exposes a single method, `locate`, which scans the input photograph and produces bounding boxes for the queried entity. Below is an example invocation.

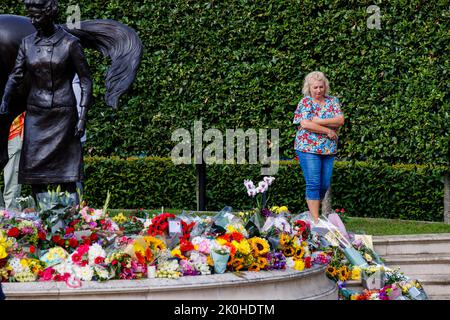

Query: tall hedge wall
[1,0,448,166]
[79,157,445,222]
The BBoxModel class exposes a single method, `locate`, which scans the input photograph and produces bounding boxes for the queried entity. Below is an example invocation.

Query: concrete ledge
[3,265,337,300]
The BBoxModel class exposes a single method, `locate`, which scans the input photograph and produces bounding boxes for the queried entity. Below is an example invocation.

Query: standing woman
[293,71,344,224]
[0,0,92,201]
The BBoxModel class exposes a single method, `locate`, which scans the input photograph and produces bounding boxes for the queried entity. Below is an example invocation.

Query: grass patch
[109,209,450,236]
[344,217,450,236]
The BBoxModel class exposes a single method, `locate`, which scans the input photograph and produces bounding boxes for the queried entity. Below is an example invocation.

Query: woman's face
[27,6,53,32]
[309,80,325,100]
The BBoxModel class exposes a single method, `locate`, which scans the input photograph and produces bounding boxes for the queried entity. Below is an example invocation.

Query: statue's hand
[75,119,86,138]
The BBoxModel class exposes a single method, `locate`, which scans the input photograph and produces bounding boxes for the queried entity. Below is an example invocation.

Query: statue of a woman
[0,0,92,198]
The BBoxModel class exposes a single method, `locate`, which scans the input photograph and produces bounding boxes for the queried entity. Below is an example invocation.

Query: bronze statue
[0,0,143,198]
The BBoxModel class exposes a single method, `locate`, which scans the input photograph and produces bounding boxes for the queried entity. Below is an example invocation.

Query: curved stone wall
[2,265,337,300]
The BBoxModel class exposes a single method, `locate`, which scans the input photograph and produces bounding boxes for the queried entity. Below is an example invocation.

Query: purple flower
[261,208,272,218]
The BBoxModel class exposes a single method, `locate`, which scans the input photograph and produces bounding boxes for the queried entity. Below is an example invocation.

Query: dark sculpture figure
[0,0,143,199]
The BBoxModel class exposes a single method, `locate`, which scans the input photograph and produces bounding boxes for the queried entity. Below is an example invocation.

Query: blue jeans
[297,151,335,201]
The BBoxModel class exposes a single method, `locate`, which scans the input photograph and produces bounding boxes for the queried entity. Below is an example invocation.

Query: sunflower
[243,254,255,267]
[249,237,270,256]
[257,256,268,270]
[144,236,166,251]
[326,266,337,277]
[248,262,260,271]
[338,266,350,281]
[230,257,245,271]
[294,247,305,259]
[283,246,295,257]
[279,233,291,247]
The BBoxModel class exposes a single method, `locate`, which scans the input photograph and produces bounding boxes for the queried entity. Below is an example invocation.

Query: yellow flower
[257,257,268,269]
[232,240,251,255]
[270,206,279,212]
[207,255,214,266]
[216,238,227,246]
[326,266,337,277]
[248,237,270,256]
[226,225,237,233]
[0,245,7,260]
[294,259,305,271]
[351,266,361,280]
[364,253,373,262]
[283,247,295,257]
[280,233,291,247]
[20,258,29,268]
[294,247,305,259]
[144,236,166,251]
[171,248,181,257]
[248,262,260,271]
[230,257,245,271]
[112,212,128,224]
[277,206,289,214]
[338,266,350,281]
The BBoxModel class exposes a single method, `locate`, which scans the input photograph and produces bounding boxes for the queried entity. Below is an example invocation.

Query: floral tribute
[0,183,427,300]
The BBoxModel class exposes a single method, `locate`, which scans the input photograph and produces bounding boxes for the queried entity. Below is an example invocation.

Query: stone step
[429,295,450,300]
[383,254,450,276]
[416,274,450,298]
[373,233,450,256]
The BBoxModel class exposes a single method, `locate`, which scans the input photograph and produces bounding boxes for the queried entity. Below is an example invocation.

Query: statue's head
[24,0,58,32]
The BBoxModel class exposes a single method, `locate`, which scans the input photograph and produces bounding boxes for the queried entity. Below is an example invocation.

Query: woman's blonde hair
[302,71,330,97]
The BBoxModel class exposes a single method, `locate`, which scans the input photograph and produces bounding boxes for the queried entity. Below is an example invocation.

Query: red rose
[111,260,118,266]
[57,239,65,247]
[7,227,20,238]
[305,256,312,269]
[71,253,82,263]
[52,235,61,243]
[90,233,98,241]
[29,245,36,254]
[94,256,105,264]
[83,238,91,245]
[38,231,46,241]
[69,238,79,248]
[65,227,75,235]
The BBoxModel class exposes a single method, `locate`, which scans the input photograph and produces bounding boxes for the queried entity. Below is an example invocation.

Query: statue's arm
[0,42,27,113]
[70,40,92,137]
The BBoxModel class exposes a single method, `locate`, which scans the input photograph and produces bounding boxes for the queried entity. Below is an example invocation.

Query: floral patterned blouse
[293,95,343,155]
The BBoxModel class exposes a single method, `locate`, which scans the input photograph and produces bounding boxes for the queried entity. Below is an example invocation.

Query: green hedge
[79,157,445,222]
[1,0,448,166]
[0,157,444,221]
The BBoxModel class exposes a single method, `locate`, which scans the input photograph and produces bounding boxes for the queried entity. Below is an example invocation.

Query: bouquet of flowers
[210,242,231,274]
[155,250,182,279]
[126,235,166,266]
[37,188,78,234]
[318,215,368,268]
[361,265,385,290]
[8,256,43,282]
